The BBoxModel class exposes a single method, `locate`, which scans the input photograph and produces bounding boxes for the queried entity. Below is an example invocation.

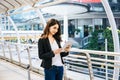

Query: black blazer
[38,38,69,69]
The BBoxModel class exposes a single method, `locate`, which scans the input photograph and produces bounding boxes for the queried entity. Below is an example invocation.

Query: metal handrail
[0,43,120,80]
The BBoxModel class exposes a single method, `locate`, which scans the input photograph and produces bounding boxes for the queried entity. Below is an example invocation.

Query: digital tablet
[62,41,72,52]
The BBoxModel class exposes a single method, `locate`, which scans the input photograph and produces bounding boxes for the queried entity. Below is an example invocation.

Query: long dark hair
[41,18,61,41]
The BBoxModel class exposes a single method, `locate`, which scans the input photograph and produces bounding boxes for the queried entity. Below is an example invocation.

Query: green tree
[103,27,114,51]
[87,30,101,50]
[86,27,120,51]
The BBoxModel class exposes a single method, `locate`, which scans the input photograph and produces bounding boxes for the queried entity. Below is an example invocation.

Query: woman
[38,18,70,80]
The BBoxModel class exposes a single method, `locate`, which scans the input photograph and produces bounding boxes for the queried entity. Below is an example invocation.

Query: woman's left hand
[64,45,71,52]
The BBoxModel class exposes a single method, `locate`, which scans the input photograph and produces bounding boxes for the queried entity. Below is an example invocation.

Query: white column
[63,15,68,41]
[8,17,10,30]
[92,19,95,32]
[0,28,4,42]
[101,0,120,80]
[7,16,20,44]
[4,16,6,30]
[0,15,4,42]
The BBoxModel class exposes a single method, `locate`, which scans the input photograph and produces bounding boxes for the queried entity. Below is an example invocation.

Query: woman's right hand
[53,48,62,54]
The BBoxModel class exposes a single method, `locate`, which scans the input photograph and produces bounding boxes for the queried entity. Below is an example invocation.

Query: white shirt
[50,40,63,66]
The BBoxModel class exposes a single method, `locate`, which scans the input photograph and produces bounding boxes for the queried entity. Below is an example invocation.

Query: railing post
[86,53,94,80]
[15,44,21,65]
[8,45,13,62]
[26,46,32,69]
[2,44,6,60]
[27,64,31,80]
[105,39,108,80]
[63,65,68,80]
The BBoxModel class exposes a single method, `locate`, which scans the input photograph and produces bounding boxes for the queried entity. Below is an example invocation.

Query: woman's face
[49,24,59,35]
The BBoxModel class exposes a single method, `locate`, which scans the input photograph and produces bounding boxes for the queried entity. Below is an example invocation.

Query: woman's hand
[64,45,71,52]
[53,48,62,54]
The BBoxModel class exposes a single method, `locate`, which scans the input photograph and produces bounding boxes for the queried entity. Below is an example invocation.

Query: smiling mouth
[53,32,56,34]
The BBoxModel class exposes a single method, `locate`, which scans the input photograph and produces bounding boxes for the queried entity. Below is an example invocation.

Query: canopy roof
[0,0,120,20]
[0,0,120,14]
[0,0,69,14]
[0,0,37,13]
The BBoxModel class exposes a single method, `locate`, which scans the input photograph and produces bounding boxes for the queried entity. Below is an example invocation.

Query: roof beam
[15,0,22,6]
[0,5,8,12]
[0,2,9,12]
[10,0,69,15]
[4,0,15,8]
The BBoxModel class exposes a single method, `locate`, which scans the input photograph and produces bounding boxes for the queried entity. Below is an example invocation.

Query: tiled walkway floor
[0,59,44,80]
[0,59,104,80]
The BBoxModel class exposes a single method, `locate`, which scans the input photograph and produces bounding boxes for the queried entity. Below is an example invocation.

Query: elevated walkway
[0,59,104,80]
[0,59,44,80]
[1,43,120,80]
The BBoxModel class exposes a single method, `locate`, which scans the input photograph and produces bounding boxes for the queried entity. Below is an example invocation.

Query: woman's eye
[54,27,58,30]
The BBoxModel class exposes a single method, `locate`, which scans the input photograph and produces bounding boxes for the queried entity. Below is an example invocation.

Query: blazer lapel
[46,38,52,50]
[55,39,61,48]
